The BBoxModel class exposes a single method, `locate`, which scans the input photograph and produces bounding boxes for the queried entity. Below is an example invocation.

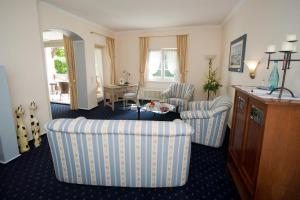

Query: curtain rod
[139,34,188,38]
[90,31,113,38]
[91,31,187,38]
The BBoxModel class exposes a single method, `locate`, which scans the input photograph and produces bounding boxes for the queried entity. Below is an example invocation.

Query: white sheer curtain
[163,49,178,81]
[147,50,162,80]
[146,49,178,81]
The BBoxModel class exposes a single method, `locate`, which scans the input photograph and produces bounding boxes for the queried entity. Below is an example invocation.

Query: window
[147,49,178,82]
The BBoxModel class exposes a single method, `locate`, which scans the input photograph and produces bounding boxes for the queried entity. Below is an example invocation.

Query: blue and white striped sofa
[45,117,194,187]
[161,83,195,112]
[180,96,232,148]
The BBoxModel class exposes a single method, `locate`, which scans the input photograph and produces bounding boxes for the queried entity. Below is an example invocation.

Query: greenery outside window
[53,47,68,74]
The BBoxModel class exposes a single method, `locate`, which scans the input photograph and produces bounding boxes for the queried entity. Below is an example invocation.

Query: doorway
[43,31,70,104]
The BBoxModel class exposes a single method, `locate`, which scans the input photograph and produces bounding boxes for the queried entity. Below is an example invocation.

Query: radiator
[141,89,163,100]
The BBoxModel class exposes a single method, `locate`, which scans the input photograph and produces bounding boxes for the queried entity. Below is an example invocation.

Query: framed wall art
[228,34,247,72]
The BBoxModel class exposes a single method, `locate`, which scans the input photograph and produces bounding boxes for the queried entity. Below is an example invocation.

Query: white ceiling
[41,0,241,31]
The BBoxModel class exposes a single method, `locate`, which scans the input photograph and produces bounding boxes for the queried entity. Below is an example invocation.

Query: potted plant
[203,56,222,100]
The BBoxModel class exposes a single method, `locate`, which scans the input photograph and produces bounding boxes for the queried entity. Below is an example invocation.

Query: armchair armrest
[181,106,230,119]
[183,91,193,101]
[180,110,214,119]
[188,101,210,111]
[161,88,172,99]
[183,88,194,101]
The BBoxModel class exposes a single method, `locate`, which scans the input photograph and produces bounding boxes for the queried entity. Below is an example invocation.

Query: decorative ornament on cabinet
[267,61,279,91]
[265,34,300,98]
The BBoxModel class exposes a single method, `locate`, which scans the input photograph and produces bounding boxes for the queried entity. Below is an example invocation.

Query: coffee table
[131,102,176,120]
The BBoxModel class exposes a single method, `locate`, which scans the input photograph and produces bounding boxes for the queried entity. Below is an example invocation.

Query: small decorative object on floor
[268,61,279,91]
[29,101,41,148]
[15,105,30,153]
[203,55,222,100]
[265,34,300,98]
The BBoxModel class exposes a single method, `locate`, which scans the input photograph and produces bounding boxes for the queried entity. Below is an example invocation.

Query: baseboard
[0,154,21,164]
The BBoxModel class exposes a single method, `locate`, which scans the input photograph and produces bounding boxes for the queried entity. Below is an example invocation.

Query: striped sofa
[161,83,195,112]
[180,96,232,148]
[45,117,194,187]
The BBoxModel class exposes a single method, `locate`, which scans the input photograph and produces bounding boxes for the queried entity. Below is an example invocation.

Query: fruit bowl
[160,106,169,112]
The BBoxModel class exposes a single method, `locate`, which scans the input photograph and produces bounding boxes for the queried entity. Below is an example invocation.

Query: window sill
[145,80,179,84]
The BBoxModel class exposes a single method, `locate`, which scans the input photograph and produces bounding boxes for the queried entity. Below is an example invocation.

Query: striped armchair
[180,96,232,148]
[161,83,195,112]
[45,117,193,187]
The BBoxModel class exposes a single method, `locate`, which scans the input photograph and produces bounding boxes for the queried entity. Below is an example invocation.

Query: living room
[0,0,299,199]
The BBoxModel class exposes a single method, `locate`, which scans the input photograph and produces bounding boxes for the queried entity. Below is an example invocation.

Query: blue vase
[268,61,279,91]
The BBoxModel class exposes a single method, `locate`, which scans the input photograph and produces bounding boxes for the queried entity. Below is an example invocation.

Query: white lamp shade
[244,60,259,79]
[244,60,259,72]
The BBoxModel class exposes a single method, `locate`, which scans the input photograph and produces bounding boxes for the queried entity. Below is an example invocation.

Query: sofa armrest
[180,110,214,119]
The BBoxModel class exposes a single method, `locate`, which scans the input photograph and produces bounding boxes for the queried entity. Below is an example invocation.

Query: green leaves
[203,64,222,94]
[55,48,65,57]
[53,48,68,74]
[54,59,68,74]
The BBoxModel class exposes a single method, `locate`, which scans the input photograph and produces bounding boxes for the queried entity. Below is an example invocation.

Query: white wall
[38,2,114,109]
[220,0,300,126]
[221,0,300,97]
[0,0,51,140]
[73,40,89,108]
[115,26,222,100]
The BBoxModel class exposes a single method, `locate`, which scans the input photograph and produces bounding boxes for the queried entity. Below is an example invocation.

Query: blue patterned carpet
[0,102,240,200]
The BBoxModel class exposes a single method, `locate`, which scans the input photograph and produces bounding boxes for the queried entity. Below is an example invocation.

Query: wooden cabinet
[228,86,300,200]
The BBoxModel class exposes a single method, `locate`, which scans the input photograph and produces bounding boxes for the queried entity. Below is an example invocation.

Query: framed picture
[228,34,247,72]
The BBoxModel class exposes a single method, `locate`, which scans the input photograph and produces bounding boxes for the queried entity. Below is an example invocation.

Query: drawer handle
[250,105,264,125]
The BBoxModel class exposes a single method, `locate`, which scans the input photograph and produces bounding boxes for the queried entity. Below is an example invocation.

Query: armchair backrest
[181,96,232,148]
[210,96,232,113]
[169,83,194,100]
